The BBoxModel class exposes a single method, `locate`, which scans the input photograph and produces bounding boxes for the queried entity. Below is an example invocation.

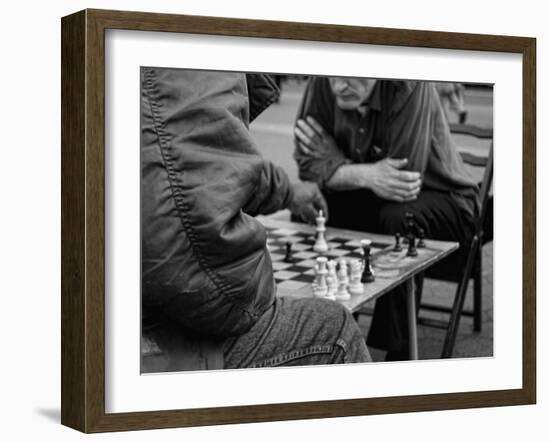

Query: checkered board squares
[264,226,391,291]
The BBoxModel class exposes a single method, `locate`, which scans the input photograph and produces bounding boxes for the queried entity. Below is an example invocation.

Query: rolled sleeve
[294,149,351,188]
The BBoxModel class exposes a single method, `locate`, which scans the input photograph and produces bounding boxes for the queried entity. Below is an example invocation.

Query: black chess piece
[406,233,418,257]
[284,242,296,263]
[403,212,415,244]
[360,240,375,283]
[393,232,402,252]
[417,228,426,248]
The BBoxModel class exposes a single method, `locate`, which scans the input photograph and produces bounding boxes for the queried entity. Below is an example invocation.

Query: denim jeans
[223,297,371,369]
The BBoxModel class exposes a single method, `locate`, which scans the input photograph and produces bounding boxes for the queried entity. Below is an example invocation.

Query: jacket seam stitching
[142,68,258,320]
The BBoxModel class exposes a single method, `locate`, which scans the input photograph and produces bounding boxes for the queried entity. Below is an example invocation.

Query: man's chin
[336,97,360,110]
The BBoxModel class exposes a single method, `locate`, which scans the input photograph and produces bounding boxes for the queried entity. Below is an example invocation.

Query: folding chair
[417,122,493,358]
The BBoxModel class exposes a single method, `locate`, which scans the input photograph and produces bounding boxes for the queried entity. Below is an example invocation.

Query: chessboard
[265,225,391,293]
[263,222,446,297]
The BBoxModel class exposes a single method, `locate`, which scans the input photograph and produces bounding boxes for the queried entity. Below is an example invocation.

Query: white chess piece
[312,256,329,298]
[326,260,337,300]
[333,259,350,301]
[348,259,364,295]
[313,210,329,253]
[337,259,349,286]
[334,268,351,301]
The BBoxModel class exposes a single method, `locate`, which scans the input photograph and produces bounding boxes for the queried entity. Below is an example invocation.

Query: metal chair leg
[473,244,483,332]
[441,237,479,358]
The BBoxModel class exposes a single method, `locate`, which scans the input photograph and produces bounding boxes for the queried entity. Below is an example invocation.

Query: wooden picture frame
[61,8,536,433]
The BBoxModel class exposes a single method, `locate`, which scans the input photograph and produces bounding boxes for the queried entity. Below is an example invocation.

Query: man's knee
[302,299,370,363]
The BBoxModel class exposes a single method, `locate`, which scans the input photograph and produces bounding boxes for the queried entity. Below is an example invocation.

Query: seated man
[141,68,371,372]
[294,76,479,360]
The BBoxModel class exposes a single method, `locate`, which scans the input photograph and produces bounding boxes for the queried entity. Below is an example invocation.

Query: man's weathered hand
[294,116,341,158]
[366,158,422,202]
[289,181,329,224]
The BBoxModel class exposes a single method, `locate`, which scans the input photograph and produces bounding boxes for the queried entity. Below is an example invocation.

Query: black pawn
[284,242,295,263]
[417,228,426,248]
[406,233,418,257]
[393,232,402,252]
[361,241,375,283]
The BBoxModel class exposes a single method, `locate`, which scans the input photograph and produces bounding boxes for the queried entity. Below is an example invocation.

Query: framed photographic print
[61,8,536,433]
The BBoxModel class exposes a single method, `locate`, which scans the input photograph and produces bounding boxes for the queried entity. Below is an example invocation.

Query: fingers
[390,178,422,193]
[295,119,320,146]
[305,116,327,138]
[297,140,313,155]
[386,157,408,169]
[294,125,312,148]
[385,158,422,182]
[389,166,421,183]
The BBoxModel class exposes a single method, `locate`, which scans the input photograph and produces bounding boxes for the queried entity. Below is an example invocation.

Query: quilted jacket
[141,68,291,362]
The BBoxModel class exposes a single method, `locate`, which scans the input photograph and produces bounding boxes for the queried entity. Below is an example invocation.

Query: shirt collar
[366,81,382,111]
[356,81,382,116]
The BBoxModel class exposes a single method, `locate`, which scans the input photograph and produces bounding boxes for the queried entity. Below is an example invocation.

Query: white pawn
[313,210,329,253]
[348,259,364,295]
[326,260,337,300]
[313,257,329,298]
[335,276,351,301]
[334,259,351,301]
[337,259,349,286]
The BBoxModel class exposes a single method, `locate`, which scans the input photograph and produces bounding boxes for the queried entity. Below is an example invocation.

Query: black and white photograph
[140,68,494,373]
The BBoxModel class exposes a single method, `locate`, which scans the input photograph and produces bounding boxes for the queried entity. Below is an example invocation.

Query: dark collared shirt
[294,78,479,216]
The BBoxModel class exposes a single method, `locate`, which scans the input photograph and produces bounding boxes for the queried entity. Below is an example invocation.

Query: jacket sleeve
[141,67,289,337]
[293,77,351,188]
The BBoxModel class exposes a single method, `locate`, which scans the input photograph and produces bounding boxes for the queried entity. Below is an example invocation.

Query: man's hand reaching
[289,181,329,224]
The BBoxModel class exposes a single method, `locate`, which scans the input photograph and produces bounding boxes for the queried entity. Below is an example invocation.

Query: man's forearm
[325,164,373,191]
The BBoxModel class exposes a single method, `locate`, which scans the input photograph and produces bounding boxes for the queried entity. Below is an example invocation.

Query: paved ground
[249,78,494,361]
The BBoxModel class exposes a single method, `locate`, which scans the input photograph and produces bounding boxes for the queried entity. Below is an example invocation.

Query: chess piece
[348,259,364,295]
[406,233,418,257]
[284,241,296,263]
[393,232,402,252]
[313,257,329,298]
[337,259,349,286]
[360,239,375,283]
[403,211,415,244]
[313,210,329,253]
[417,228,426,248]
[335,261,351,301]
[326,260,338,299]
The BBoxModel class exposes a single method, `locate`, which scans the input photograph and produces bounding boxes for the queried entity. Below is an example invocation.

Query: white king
[313,210,329,253]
